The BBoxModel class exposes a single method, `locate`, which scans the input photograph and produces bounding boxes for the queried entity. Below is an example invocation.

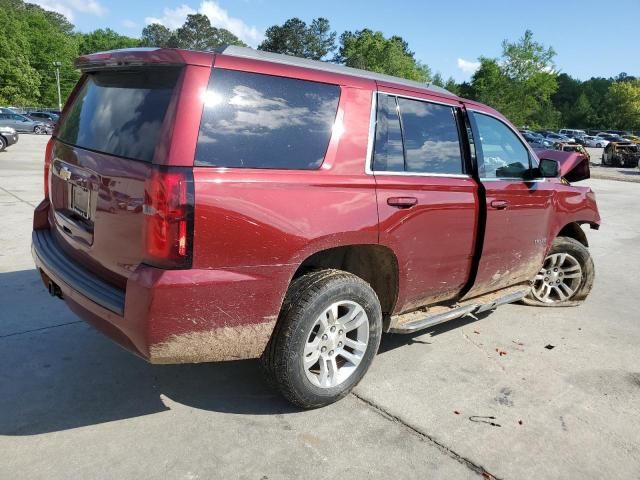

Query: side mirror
[538,158,559,178]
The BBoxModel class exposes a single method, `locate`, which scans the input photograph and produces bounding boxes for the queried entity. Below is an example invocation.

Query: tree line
[1,0,638,131]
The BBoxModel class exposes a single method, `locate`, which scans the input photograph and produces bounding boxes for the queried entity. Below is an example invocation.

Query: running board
[387,285,529,334]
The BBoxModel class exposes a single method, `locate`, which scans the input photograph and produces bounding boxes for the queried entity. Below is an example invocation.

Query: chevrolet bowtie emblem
[59,166,71,181]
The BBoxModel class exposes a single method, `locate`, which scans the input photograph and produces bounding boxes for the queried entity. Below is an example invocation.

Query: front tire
[0,136,6,152]
[523,237,594,307]
[34,126,43,134]
[262,270,382,408]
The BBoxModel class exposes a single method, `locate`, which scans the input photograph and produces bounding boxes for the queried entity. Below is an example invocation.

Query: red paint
[32,48,601,363]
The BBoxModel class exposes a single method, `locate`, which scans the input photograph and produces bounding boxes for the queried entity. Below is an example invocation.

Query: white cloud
[457,58,481,75]
[67,0,106,16]
[145,4,196,29]
[30,0,106,19]
[145,1,263,46]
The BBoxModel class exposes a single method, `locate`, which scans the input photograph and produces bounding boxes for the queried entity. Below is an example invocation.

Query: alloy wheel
[303,300,369,389]
[532,253,583,303]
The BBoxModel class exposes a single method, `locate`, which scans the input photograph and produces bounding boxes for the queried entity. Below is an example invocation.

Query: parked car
[31,47,601,408]
[545,132,574,143]
[27,111,59,126]
[621,134,640,144]
[523,132,552,148]
[0,113,48,134]
[601,142,640,167]
[603,130,629,136]
[0,126,18,152]
[553,142,590,162]
[596,133,627,142]
[581,135,609,148]
[559,129,586,138]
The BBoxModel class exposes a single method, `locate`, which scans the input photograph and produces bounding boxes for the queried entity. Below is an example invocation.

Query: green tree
[0,3,41,104]
[78,28,139,55]
[606,80,640,130]
[335,29,431,83]
[140,23,173,47]
[259,17,336,60]
[468,30,558,128]
[0,0,81,107]
[171,14,245,50]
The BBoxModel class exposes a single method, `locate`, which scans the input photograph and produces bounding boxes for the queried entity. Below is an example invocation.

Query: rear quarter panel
[190,78,378,337]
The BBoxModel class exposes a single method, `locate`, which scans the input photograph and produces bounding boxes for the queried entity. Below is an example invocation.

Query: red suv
[32,46,600,407]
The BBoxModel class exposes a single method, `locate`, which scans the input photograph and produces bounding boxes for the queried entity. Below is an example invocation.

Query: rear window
[195,69,340,169]
[57,68,180,162]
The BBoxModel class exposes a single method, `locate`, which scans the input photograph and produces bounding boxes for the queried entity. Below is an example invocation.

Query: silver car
[0,126,19,151]
[582,135,609,148]
[0,113,48,134]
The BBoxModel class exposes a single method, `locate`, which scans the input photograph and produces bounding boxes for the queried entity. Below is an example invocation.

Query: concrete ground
[1,135,639,479]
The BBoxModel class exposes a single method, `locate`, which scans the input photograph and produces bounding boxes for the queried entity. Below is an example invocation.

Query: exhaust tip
[47,280,63,299]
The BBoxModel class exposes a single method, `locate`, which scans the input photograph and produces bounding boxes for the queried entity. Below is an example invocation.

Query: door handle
[490,200,508,210]
[387,197,418,209]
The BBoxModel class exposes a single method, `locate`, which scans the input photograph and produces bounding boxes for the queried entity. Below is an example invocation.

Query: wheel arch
[557,222,589,247]
[290,244,399,316]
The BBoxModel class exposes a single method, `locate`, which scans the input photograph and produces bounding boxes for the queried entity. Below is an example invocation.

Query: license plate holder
[71,185,91,219]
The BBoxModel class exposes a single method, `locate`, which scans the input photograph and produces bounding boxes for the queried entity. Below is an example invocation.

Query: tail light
[44,137,54,198]
[142,167,194,269]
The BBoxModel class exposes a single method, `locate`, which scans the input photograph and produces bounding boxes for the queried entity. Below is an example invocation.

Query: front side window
[196,69,340,169]
[474,113,531,179]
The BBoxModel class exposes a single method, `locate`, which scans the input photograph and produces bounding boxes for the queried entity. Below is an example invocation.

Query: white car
[559,128,586,138]
[583,136,609,148]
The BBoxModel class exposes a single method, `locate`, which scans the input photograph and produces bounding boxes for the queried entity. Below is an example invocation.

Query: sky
[31,0,640,82]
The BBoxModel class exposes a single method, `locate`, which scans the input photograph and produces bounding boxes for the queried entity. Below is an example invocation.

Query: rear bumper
[32,222,289,364]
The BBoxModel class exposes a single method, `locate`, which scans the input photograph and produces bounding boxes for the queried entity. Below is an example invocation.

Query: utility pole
[53,61,62,111]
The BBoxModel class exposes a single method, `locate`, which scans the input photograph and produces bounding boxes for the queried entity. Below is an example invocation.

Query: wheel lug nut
[330,326,336,333]
[322,334,328,341]
[321,346,327,353]
[339,330,343,335]
[338,342,343,347]
[544,277,548,282]
[547,271,551,275]
[554,268,558,272]
[329,350,334,356]
[557,280,561,284]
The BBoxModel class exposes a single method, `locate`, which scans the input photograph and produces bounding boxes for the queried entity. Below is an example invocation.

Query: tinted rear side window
[196,69,340,169]
[57,68,180,162]
[397,97,463,174]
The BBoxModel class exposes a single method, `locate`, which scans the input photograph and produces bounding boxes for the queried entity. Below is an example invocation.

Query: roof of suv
[76,46,457,100]
[216,46,454,97]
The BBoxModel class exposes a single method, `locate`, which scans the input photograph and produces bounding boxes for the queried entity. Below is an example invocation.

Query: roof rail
[215,45,454,97]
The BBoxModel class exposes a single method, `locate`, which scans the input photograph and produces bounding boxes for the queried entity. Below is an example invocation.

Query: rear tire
[523,236,594,307]
[261,269,382,408]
